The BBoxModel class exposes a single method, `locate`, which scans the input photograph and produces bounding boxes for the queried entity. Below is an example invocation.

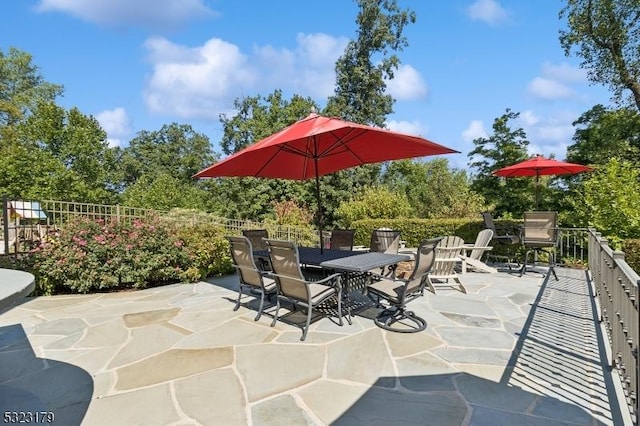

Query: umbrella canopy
[492,155,593,208]
[195,113,459,249]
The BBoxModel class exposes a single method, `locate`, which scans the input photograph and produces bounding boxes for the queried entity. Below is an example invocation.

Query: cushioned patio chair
[330,229,355,251]
[519,211,559,280]
[367,237,442,332]
[264,239,343,341]
[426,235,467,293]
[228,236,276,321]
[458,229,497,274]
[242,229,270,270]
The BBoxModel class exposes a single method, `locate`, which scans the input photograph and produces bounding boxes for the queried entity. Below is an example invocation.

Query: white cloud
[518,110,578,158]
[462,120,488,142]
[527,77,575,101]
[466,0,509,25]
[386,120,428,136]
[519,110,541,126]
[96,107,131,147]
[541,62,587,83]
[143,33,348,120]
[385,64,428,100]
[36,0,215,29]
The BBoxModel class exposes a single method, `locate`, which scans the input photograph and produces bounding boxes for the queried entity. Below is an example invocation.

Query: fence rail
[589,229,639,424]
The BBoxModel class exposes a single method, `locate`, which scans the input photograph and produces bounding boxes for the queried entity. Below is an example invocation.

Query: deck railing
[589,229,639,424]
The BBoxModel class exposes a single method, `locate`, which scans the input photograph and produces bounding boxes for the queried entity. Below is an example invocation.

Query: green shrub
[622,239,640,273]
[174,223,234,279]
[335,187,412,227]
[28,216,193,294]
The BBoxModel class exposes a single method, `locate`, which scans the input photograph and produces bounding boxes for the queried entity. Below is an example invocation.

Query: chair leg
[519,250,532,277]
[301,305,312,341]
[455,277,466,294]
[271,298,280,327]
[234,285,243,311]
[425,277,437,294]
[255,289,265,321]
[336,290,344,326]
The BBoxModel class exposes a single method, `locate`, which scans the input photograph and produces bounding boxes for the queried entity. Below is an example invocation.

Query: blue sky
[4,0,612,169]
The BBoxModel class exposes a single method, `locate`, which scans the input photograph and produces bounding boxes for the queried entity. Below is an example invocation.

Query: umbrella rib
[317,128,368,162]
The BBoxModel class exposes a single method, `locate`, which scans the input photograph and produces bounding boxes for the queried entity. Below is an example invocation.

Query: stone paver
[0,267,625,425]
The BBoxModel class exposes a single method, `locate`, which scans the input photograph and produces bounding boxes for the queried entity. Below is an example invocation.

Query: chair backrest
[405,237,442,295]
[433,235,465,276]
[522,211,558,245]
[370,229,401,254]
[242,229,269,251]
[468,229,494,260]
[330,229,355,251]
[227,236,263,289]
[264,239,308,301]
[481,212,496,232]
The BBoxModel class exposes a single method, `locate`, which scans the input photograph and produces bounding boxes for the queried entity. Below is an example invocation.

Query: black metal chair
[519,211,559,280]
[367,237,442,332]
[481,212,520,268]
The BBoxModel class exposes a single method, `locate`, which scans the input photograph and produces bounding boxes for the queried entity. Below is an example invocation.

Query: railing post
[2,195,8,255]
[116,204,121,223]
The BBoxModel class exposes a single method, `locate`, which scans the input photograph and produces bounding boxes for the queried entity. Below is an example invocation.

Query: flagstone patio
[0,267,627,425]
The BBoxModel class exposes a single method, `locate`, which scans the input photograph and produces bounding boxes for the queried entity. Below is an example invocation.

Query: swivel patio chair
[458,229,497,274]
[264,239,343,341]
[519,211,559,280]
[329,229,355,251]
[242,229,270,270]
[426,235,467,294]
[367,237,442,332]
[227,236,276,321]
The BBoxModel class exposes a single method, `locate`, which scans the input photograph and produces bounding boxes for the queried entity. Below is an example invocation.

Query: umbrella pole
[314,159,324,253]
[535,172,539,210]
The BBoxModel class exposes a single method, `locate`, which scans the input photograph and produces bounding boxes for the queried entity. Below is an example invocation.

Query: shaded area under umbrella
[492,155,593,209]
[195,113,459,250]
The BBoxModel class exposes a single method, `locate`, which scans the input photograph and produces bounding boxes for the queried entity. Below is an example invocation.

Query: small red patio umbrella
[195,113,459,250]
[492,155,593,209]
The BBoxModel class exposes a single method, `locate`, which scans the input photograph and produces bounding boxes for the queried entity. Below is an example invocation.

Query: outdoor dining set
[227,211,561,341]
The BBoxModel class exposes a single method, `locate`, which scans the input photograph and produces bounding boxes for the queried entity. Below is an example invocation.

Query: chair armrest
[265,272,342,289]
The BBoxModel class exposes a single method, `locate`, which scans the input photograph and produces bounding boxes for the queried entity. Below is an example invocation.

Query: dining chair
[481,212,520,268]
[426,235,467,293]
[367,237,442,332]
[519,211,559,280]
[227,236,276,321]
[369,229,401,254]
[330,229,355,251]
[242,229,270,270]
[264,239,343,341]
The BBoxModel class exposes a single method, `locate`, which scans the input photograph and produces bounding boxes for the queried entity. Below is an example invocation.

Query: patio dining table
[254,247,411,323]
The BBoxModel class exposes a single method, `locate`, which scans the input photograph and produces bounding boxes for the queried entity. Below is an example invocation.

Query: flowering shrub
[173,223,234,279]
[28,216,194,294]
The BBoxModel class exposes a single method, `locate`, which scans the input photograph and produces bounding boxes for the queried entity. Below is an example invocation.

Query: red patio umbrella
[492,155,593,209]
[195,113,459,249]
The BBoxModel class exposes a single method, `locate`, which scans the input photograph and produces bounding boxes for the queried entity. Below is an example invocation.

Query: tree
[566,158,640,245]
[219,90,318,155]
[468,109,532,216]
[324,0,416,126]
[121,172,210,210]
[559,0,640,111]
[121,123,215,186]
[0,47,63,141]
[566,104,640,165]
[17,102,122,202]
[334,186,412,227]
[383,158,487,219]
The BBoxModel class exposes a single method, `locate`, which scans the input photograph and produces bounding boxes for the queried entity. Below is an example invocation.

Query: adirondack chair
[426,235,466,293]
[458,229,497,274]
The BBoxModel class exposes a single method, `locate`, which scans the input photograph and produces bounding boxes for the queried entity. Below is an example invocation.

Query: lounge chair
[264,239,343,341]
[519,211,559,280]
[459,229,497,274]
[426,235,466,293]
[330,229,355,251]
[227,236,276,321]
[367,237,442,332]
